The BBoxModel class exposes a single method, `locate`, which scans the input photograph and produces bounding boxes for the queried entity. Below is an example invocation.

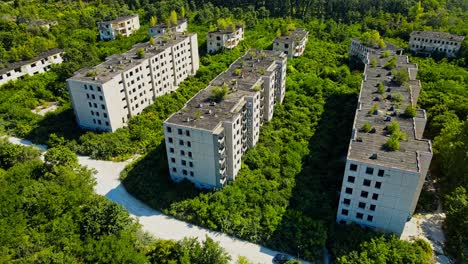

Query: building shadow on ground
[264,92,358,261]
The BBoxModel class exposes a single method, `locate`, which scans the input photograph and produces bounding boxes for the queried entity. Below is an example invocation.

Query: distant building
[350,38,403,64]
[0,48,63,86]
[273,28,309,58]
[207,24,244,53]
[149,18,188,37]
[98,15,140,41]
[36,20,58,30]
[409,31,464,58]
[163,49,287,189]
[337,40,432,235]
[67,33,199,132]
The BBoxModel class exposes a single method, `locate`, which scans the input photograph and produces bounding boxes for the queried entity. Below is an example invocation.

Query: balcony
[220,176,227,185]
[219,146,226,155]
[219,167,226,175]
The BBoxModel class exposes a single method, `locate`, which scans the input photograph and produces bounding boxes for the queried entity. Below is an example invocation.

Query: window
[187,141,191,147]
[363,179,371,187]
[101,105,105,110]
[345,187,353,194]
[171,158,175,163]
[361,191,369,198]
[169,148,174,153]
[358,202,366,209]
[97,87,101,92]
[105,121,109,126]
[178,128,183,135]
[347,176,355,183]
[179,140,184,146]
[97,120,101,125]
[181,160,187,166]
[189,161,193,167]
[86,94,90,99]
[367,215,374,222]
[182,169,188,175]
[190,171,194,177]
[372,193,379,200]
[370,204,376,211]
[341,209,349,216]
[356,213,364,219]
[172,167,176,172]
[377,169,384,177]
[168,137,173,143]
[167,127,172,133]
[375,181,382,189]
[186,130,190,137]
[365,167,374,175]
[343,198,351,205]
[350,164,358,171]
[91,111,94,116]
[99,96,103,101]
[188,152,192,158]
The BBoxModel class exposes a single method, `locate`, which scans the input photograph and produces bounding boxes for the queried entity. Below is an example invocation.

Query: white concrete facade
[149,19,188,37]
[98,15,140,41]
[207,25,244,53]
[0,49,63,86]
[67,33,199,132]
[273,29,309,58]
[164,49,287,189]
[409,31,464,58]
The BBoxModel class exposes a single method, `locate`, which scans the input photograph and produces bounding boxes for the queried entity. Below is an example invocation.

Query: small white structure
[207,24,244,53]
[0,49,63,86]
[149,18,188,37]
[337,43,433,235]
[409,31,465,58]
[98,14,140,41]
[273,28,309,58]
[67,33,199,132]
[163,49,287,189]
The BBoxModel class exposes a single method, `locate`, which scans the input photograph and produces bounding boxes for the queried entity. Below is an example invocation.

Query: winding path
[7,137,307,264]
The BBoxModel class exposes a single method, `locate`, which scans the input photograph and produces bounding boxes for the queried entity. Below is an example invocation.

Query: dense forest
[0,0,467,263]
[0,139,233,263]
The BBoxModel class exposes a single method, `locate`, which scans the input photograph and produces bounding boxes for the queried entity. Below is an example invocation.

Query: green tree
[44,146,78,168]
[170,10,178,26]
[404,105,416,118]
[211,85,229,102]
[150,16,157,27]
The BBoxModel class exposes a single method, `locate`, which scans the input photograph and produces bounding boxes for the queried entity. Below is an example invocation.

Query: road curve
[7,137,307,264]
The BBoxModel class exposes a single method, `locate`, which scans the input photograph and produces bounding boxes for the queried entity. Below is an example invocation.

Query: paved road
[8,137,307,264]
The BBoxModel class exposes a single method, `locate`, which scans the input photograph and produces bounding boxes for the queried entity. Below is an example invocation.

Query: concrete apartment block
[149,18,188,37]
[409,31,464,58]
[67,33,199,132]
[273,28,309,58]
[207,24,244,53]
[350,38,403,64]
[0,49,63,86]
[337,40,433,235]
[164,49,287,189]
[98,14,140,40]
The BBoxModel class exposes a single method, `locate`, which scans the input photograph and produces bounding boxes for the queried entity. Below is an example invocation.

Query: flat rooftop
[348,53,431,172]
[208,24,243,35]
[351,38,403,54]
[165,49,286,131]
[150,18,187,29]
[0,48,62,74]
[98,14,138,25]
[410,31,465,42]
[68,32,195,84]
[274,28,308,43]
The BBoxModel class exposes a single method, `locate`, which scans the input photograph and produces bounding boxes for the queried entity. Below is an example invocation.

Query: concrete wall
[207,27,244,53]
[336,159,424,235]
[99,16,140,40]
[0,52,63,85]
[409,36,462,57]
[164,123,220,189]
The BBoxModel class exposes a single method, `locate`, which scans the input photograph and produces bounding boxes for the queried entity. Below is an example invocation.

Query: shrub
[385,135,400,151]
[211,85,229,102]
[369,103,379,115]
[386,121,400,135]
[393,69,409,85]
[361,122,372,133]
[384,56,397,70]
[404,105,416,118]
[377,83,385,94]
[381,50,390,58]
[137,48,145,59]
